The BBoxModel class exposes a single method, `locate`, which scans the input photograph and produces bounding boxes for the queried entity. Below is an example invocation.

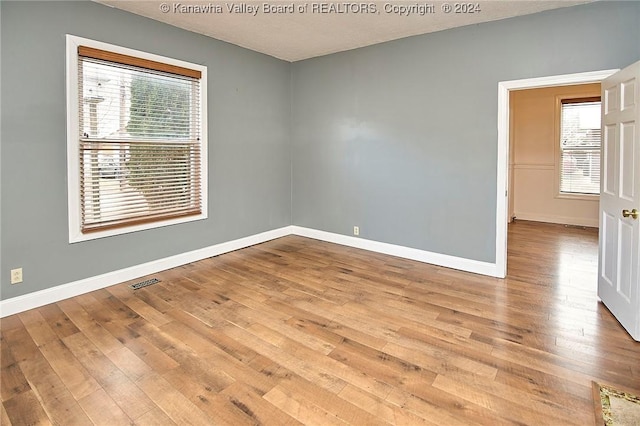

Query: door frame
[495,69,618,278]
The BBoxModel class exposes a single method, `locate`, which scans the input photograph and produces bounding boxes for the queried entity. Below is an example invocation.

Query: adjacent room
[1,0,639,424]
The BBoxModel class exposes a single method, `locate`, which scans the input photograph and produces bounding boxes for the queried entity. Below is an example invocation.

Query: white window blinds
[559,99,601,195]
[77,47,203,233]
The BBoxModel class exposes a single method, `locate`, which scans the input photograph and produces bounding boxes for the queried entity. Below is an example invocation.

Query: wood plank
[222,323,348,394]
[210,381,302,426]
[124,335,180,374]
[62,332,156,420]
[78,388,132,425]
[1,401,14,426]
[384,386,485,426]
[1,331,30,402]
[2,390,51,426]
[38,339,102,400]
[133,320,237,393]
[328,336,437,397]
[104,346,154,382]
[106,284,171,327]
[57,299,124,355]
[431,374,582,425]
[263,385,350,426]
[337,383,438,425]
[0,315,24,332]
[37,304,80,340]
[3,327,91,425]
[135,372,216,425]
[132,407,176,425]
[17,310,59,347]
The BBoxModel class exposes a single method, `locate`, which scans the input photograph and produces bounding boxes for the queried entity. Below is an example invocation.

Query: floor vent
[129,278,160,290]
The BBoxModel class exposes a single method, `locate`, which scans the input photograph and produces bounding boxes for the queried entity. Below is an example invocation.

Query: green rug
[596,383,640,426]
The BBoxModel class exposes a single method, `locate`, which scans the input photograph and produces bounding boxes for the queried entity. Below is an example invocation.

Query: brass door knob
[622,209,639,219]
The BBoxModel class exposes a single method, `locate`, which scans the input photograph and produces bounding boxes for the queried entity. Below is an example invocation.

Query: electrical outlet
[353,226,360,236]
[10,268,23,285]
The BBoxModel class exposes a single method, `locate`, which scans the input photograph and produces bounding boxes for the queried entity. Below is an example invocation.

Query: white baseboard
[513,213,599,228]
[1,225,503,318]
[0,226,293,318]
[290,226,501,278]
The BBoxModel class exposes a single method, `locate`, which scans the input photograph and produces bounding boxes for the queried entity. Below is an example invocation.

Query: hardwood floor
[2,221,639,425]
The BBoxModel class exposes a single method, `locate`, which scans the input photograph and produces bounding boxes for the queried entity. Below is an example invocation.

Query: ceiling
[97,0,592,62]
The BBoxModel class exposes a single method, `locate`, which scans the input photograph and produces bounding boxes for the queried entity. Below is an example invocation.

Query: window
[66,36,207,242]
[559,97,601,195]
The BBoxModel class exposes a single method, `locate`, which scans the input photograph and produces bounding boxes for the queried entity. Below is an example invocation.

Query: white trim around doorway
[496,69,619,278]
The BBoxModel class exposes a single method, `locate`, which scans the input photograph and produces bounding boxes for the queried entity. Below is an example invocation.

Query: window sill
[555,192,600,201]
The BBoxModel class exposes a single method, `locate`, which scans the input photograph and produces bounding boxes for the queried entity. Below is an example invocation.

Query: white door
[599,61,640,341]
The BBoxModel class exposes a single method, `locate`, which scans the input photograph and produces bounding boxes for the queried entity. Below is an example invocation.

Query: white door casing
[497,70,618,278]
[598,61,640,341]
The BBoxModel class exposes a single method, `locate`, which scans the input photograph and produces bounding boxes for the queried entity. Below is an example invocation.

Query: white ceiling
[97,0,592,62]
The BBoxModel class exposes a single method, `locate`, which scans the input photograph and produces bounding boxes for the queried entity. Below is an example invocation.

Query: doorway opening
[495,69,618,277]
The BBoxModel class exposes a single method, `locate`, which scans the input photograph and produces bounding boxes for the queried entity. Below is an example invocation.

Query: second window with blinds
[66,35,207,243]
[557,96,602,197]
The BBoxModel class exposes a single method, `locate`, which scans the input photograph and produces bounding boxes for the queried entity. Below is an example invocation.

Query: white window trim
[66,35,208,243]
[553,92,601,201]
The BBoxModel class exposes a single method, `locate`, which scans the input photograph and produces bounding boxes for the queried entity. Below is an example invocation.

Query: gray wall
[291,1,640,263]
[1,1,291,299]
